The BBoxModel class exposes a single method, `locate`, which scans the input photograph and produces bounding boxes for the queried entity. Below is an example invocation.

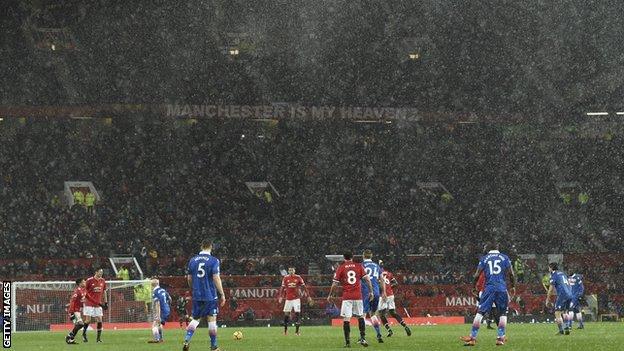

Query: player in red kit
[376,261,412,337]
[327,252,374,348]
[278,267,312,336]
[83,268,108,343]
[65,278,86,344]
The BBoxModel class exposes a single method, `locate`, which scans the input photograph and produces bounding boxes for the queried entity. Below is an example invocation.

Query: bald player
[148,278,171,343]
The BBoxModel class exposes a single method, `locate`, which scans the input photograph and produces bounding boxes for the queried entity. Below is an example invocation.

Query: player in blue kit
[461,243,516,346]
[148,278,171,343]
[361,249,386,344]
[182,239,226,351]
[545,262,573,335]
[567,272,585,329]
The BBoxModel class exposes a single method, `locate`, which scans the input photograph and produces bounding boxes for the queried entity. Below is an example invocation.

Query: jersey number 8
[347,270,357,284]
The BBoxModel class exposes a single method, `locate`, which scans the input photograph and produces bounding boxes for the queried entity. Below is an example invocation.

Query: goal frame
[11,279,151,332]
[109,255,144,280]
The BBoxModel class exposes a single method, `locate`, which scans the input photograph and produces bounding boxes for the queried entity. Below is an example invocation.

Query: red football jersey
[68,287,86,314]
[381,271,395,296]
[282,274,305,300]
[333,260,366,300]
[476,270,485,293]
[85,276,107,307]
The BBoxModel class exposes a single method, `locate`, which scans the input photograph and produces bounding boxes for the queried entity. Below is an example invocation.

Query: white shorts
[283,299,301,313]
[83,305,103,317]
[70,312,83,325]
[378,296,396,311]
[340,300,364,319]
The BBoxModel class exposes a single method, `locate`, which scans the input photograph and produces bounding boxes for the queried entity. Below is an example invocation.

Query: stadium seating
[1,119,622,284]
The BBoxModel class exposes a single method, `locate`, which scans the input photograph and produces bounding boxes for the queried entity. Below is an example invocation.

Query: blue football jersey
[153,286,171,313]
[550,271,572,298]
[361,259,382,296]
[187,251,220,301]
[477,251,511,292]
[568,273,584,298]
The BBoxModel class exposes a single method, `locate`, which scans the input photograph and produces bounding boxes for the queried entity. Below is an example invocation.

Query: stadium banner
[228,288,280,299]
[166,103,423,121]
[0,104,523,123]
[331,316,464,327]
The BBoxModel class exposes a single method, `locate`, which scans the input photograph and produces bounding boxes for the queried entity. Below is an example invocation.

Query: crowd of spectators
[3,1,624,324]
[1,117,622,284]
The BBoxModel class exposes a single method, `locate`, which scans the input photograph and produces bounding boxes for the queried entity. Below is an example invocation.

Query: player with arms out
[376,261,411,338]
[360,249,386,343]
[65,278,86,344]
[567,271,585,329]
[327,251,374,348]
[460,243,516,346]
[545,263,573,335]
[278,266,312,336]
[182,239,226,351]
[83,268,108,343]
[148,278,171,343]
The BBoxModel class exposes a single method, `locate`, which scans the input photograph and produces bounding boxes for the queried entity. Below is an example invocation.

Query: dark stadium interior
[2,0,624,330]
[3,1,624,111]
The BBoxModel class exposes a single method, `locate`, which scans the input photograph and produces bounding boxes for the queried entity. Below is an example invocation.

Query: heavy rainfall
[1,1,623,350]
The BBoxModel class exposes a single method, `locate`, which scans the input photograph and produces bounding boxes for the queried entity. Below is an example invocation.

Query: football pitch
[9,323,623,351]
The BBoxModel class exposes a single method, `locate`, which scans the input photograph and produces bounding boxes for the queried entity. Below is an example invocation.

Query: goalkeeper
[176,292,191,327]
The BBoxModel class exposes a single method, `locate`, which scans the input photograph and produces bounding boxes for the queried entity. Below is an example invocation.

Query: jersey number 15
[487,260,502,275]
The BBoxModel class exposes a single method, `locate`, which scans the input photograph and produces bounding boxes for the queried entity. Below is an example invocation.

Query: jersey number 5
[197,262,206,278]
[347,270,357,285]
[487,260,502,275]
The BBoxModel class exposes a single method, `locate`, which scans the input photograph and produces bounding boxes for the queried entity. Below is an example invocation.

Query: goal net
[12,280,153,332]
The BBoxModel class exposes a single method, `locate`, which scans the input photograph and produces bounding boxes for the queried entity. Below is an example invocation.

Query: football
[233,330,244,340]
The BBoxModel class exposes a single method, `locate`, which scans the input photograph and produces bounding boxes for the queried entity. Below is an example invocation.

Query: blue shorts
[477,288,508,315]
[554,296,572,311]
[363,295,379,314]
[569,296,582,313]
[160,310,170,325]
[192,300,219,319]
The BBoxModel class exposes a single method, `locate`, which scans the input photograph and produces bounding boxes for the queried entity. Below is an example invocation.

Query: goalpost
[109,255,144,280]
[12,280,154,332]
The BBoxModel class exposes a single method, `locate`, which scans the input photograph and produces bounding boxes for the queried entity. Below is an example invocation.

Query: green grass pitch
[10,323,624,351]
